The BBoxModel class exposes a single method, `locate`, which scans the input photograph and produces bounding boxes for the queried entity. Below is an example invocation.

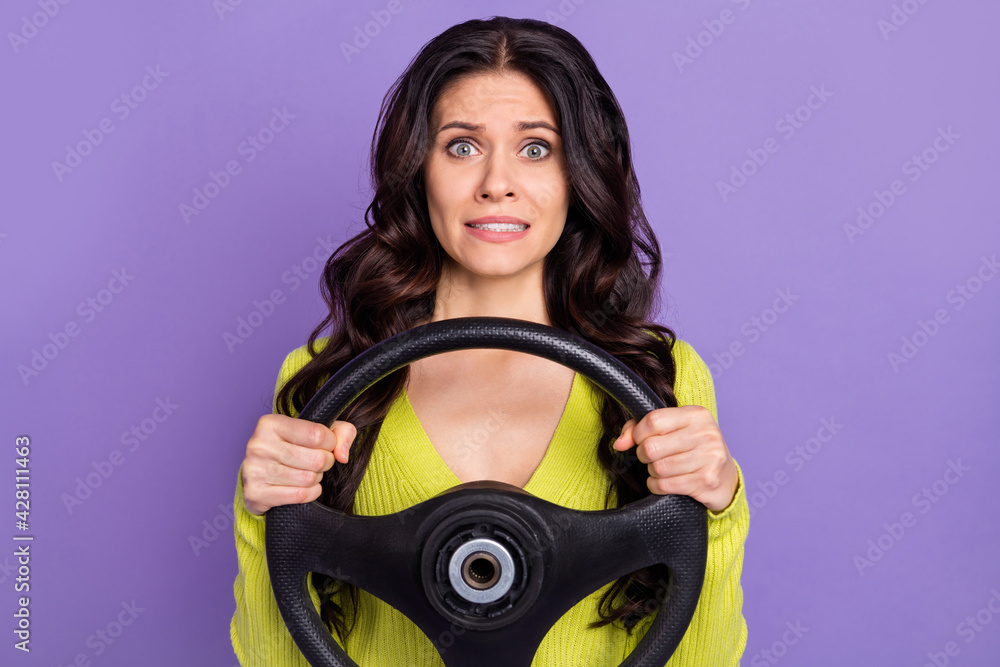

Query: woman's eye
[445,139,551,160]
[521,142,550,159]
[449,140,476,157]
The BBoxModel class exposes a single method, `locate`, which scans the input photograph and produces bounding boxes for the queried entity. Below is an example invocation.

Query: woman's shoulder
[668,337,708,375]
[277,335,333,377]
[642,330,718,422]
[271,336,334,411]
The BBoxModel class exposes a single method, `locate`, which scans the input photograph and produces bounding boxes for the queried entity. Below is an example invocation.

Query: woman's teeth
[468,223,528,231]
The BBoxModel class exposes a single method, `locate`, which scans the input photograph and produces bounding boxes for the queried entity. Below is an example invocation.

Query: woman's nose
[477,155,517,200]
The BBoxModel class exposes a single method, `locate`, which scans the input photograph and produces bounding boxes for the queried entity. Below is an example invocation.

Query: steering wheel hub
[420,494,544,630]
[451,539,511,597]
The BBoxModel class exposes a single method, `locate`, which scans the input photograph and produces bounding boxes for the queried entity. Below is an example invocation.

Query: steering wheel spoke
[542,494,697,595]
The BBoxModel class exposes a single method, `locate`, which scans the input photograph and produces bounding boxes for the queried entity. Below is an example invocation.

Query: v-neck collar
[395,371,583,495]
[356,371,609,516]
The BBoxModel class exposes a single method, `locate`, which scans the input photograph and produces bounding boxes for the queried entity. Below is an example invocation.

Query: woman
[232,15,748,666]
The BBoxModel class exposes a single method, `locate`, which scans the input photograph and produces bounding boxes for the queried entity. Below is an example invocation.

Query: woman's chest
[404,353,577,487]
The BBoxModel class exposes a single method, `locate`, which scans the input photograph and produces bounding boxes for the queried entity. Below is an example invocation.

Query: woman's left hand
[612,405,739,512]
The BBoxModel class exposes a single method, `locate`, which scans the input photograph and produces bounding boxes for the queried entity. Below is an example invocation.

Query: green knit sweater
[231,337,749,665]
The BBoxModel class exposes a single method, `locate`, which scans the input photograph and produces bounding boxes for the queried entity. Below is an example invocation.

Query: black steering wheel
[265,317,707,666]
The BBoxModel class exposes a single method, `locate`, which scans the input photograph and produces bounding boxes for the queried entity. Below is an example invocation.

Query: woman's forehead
[429,73,559,132]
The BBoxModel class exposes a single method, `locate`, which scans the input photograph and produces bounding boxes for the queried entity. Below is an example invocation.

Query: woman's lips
[464,222,530,242]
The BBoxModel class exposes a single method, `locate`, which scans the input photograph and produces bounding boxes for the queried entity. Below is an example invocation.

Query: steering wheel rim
[265,317,708,666]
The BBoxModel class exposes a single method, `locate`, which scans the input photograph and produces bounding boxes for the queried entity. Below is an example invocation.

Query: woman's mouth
[464,220,531,242]
[466,222,529,232]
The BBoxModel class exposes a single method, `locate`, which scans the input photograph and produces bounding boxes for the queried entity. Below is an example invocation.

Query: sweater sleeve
[230,347,341,666]
[632,339,750,666]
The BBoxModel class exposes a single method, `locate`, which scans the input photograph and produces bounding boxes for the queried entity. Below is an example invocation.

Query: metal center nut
[447,538,515,603]
[462,551,500,589]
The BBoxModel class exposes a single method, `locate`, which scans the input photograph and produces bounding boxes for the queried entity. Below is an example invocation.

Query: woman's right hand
[241,413,357,516]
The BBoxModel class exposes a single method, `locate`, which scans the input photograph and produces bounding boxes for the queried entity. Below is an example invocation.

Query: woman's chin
[460,263,537,282]
[441,254,540,282]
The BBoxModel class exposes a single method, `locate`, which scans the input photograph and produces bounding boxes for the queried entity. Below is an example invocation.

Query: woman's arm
[230,349,342,666]
[661,459,749,666]
[231,468,322,666]
[629,339,750,665]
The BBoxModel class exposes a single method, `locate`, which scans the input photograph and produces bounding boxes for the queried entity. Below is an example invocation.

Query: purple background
[2,0,998,665]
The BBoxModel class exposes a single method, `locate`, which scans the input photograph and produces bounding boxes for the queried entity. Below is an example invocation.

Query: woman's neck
[427,262,551,326]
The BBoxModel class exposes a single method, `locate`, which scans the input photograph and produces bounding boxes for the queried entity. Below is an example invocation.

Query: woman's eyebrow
[435,120,561,136]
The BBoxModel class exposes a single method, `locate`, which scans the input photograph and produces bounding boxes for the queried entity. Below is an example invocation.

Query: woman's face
[422,71,570,283]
